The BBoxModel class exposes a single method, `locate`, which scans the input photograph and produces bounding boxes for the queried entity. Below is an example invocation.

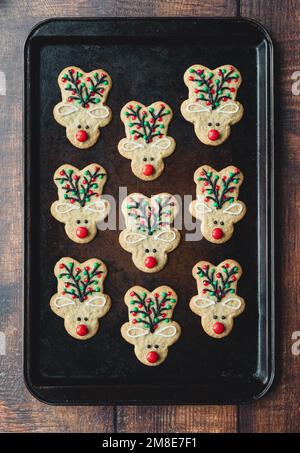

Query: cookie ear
[54,102,79,126]
[50,295,75,318]
[121,322,148,345]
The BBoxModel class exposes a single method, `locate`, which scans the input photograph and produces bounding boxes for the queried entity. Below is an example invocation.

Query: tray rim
[23,16,275,406]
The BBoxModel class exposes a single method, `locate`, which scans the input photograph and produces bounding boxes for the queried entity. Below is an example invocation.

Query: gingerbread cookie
[121,286,181,366]
[119,193,180,273]
[189,165,246,243]
[181,65,243,145]
[118,101,175,180]
[50,257,111,340]
[189,260,245,338]
[51,163,110,244]
[53,67,112,149]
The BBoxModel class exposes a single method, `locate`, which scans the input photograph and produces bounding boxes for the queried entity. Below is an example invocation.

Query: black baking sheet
[24,18,274,404]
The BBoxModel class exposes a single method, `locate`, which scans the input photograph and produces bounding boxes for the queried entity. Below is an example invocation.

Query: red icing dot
[61,78,66,82]
[76,130,88,142]
[76,324,89,337]
[70,69,75,74]
[132,319,137,324]
[203,281,209,286]
[206,101,211,106]
[188,76,194,81]
[70,199,75,204]
[144,256,157,269]
[73,175,79,180]
[146,298,152,303]
[212,228,224,240]
[154,293,159,298]
[75,267,81,273]
[202,264,208,270]
[146,351,159,363]
[76,227,89,239]
[86,77,91,81]
[213,322,225,335]
[85,266,90,271]
[68,97,73,102]
[216,273,221,278]
[232,275,237,281]
[210,89,215,94]
[230,87,236,92]
[224,263,229,268]
[143,164,155,176]
[208,129,220,141]
[59,170,65,176]
[130,291,135,297]
[59,263,65,269]
[167,291,172,296]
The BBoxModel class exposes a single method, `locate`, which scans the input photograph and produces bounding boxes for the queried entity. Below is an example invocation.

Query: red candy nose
[76,226,89,239]
[76,130,88,142]
[212,228,224,240]
[208,129,220,141]
[213,322,225,335]
[146,351,159,363]
[142,164,155,176]
[144,256,157,269]
[76,324,89,336]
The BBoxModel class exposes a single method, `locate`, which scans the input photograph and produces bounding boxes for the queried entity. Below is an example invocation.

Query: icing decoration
[124,103,171,143]
[197,167,241,209]
[125,194,176,235]
[62,68,110,109]
[196,262,239,302]
[188,66,240,109]
[54,166,105,207]
[128,290,177,333]
[57,261,103,302]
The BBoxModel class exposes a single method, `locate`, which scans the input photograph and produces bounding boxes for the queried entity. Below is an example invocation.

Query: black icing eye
[76,220,81,224]
[84,219,88,224]
[154,345,159,349]
[143,157,147,161]
[213,220,218,225]
[150,157,154,161]
[77,125,81,129]
[220,221,224,226]
[145,248,150,253]
[208,122,213,126]
[221,316,226,320]
[213,315,218,320]
[77,317,81,321]
[216,122,220,126]
[84,317,88,321]
[152,249,157,253]
[85,125,89,129]
[147,345,151,349]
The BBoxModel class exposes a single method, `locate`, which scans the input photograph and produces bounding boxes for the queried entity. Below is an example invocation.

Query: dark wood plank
[116,406,237,433]
[239,0,300,433]
[0,0,237,433]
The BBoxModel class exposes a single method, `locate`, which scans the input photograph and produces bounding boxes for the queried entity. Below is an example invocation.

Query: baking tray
[24,18,274,404]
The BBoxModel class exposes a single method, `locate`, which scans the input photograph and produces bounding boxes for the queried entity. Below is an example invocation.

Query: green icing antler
[197,263,239,302]
[124,103,171,144]
[126,195,175,235]
[197,167,241,209]
[61,68,109,108]
[129,289,176,333]
[55,166,105,207]
[188,66,240,109]
[58,261,103,302]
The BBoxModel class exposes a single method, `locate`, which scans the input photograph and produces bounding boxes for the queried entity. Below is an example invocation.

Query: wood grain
[238,0,300,433]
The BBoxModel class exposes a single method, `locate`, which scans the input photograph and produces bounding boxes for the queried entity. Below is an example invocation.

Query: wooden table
[0,0,299,433]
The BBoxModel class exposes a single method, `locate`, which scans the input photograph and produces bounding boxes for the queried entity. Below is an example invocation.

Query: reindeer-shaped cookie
[190,260,245,338]
[181,65,243,145]
[51,163,110,244]
[119,193,181,272]
[118,101,176,180]
[121,286,181,366]
[50,258,111,340]
[189,165,246,243]
[53,67,112,149]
